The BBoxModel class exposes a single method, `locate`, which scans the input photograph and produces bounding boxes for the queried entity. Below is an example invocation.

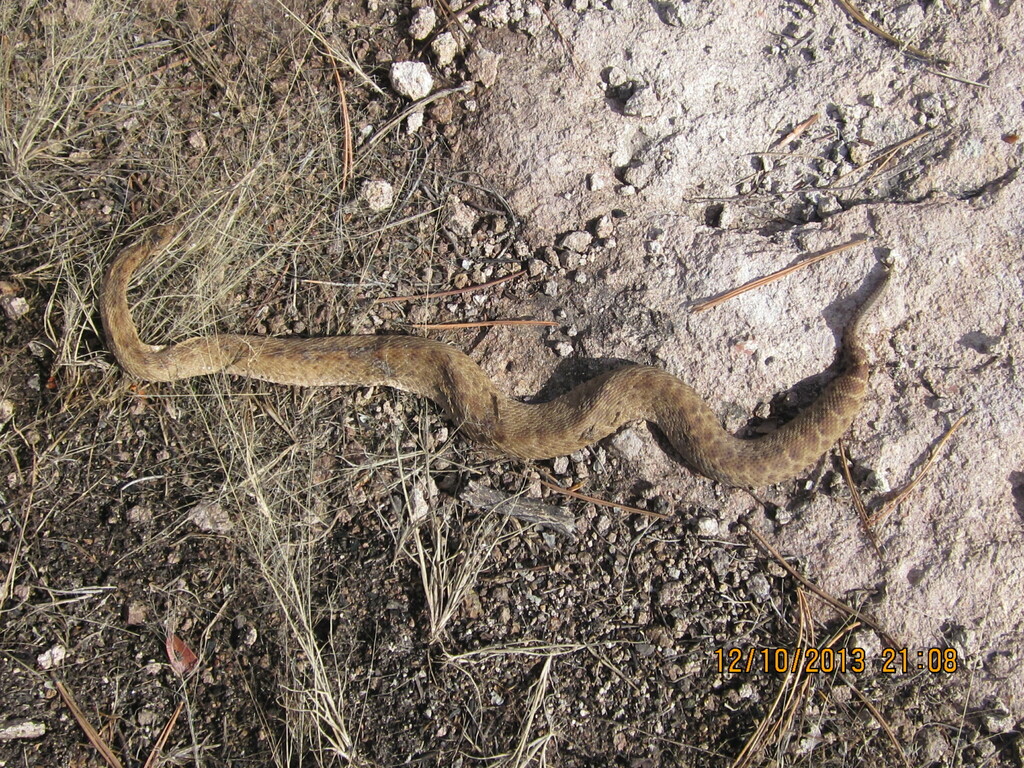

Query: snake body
[102,226,887,487]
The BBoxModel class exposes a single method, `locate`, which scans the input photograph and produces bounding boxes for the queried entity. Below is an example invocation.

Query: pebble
[0,399,13,425]
[604,66,628,88]
[555,341,574,357]
[527,258,547,277]
[408,6,436,39]
[406,111,424,134]
[0,720,46,741]
[747,573,772,601]
[658,1,684,26]
[559,230,592,252]
[623,86,659,117]
[695,515,720,537]
[431,32,460,67]
[389,61,434,100]
[360,179,394,211]
[1,296,29,320]
[189,499,233,533]
[37,644,66,670]
[466,47,500,88]
[552,455,570,475]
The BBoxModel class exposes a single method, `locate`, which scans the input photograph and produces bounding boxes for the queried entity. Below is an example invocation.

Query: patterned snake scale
[102,225,889,487]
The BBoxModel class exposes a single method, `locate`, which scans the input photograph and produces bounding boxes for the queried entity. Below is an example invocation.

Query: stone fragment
[389,61,433,100]
[431,32,460,67]
[408,6,436,40]
[360,179,394,212]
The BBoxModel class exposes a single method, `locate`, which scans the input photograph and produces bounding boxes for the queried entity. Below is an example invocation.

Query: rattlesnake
[102,225,888,487]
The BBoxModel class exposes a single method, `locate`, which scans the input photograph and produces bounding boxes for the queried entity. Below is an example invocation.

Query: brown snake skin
[102,225,889,487]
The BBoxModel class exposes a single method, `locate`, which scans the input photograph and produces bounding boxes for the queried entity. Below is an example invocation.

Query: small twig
[925,67,989,88]
[327,56,354,194]
[55,681,124,768]
[834,0,935,61]
[411,319,558,330]
[538,477,670,520]
[870,413,968,526]
[768,113,820,150]
[742,522,898,647]
[690,237,869,313]
[828,130,934,191]
[375,268,526,304]
[838,440,881,559]
[142,702,184,768]
[844,679,914,768]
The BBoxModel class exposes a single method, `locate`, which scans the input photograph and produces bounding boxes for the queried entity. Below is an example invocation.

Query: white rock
[559,230,592,252]
[466,47,500,88]
[408,7,436,40]
[0,720,46,741]
[696,515,720,536]
[389,61,433,100]
[188,499,233,533]
[1,296,28,320]
[431,32,461,67]
[406,111,424,134]
[623,86,659,117]
[37,644,66,670]
[360,179,395,212]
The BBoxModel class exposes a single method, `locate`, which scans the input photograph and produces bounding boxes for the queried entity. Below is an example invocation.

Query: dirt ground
[1,1,1021,767]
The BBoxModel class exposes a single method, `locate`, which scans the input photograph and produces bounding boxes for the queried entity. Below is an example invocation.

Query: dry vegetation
[0,2,1006,767]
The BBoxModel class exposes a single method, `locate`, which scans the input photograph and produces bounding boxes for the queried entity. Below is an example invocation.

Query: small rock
[657,1,685,26]
[587,173,607,191]
[543,279,558,297]
[389,61,433,100]
[126,504,153,524]
[1,296,28,320]
[446,195,477,236]
[0,720,46,741]
[604,66,628,88]
[408,6,436,39]
[623,86,659,117]
[980,707,1012,734]
[466,47,500,88]
[594,214,614,239]
[430,97,454,124]
[360,179,394,212]
[916,727,948,764]
[559,231,592,252]
[188,130,207,152]
[747,573,772,601]
[406,110,424,134]
[428,31,460,67]
[607,430,644,461]
[695,515,720,537]
[527,258,547,277]
[554,341,574,357]
[37,643,66,670]
[552,455,570,475]
[0,399,14,425]
[189,499,233,533]
[125,601,147,626]
[658,581,689,608]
